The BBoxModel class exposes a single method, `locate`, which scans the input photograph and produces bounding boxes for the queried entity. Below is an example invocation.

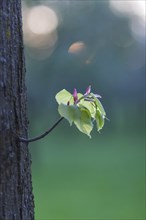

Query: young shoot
[18,85,107,142]
[56,85,106,138]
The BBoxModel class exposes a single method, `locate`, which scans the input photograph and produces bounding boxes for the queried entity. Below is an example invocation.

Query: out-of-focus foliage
[22,0,145,219]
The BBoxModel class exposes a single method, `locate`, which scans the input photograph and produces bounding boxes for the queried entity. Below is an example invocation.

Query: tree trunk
[0,0,34,219]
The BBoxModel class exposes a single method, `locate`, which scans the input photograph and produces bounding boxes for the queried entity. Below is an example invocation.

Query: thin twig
[19,117,64,143]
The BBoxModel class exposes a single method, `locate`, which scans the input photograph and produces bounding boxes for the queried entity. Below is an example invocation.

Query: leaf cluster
[55,88,106,138]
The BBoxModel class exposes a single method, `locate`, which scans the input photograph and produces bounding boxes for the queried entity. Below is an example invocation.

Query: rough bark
[0,0,34,219]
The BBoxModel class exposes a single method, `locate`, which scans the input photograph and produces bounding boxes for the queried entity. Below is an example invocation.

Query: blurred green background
[22,0,145,219]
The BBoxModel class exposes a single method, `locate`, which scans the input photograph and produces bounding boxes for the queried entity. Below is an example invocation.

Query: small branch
[19,117,64,143]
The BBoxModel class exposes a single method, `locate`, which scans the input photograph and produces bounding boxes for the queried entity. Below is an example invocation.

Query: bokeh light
[22,4,59,60]
[28,6,58,34]
[68,41,87,54]
[110,0,145,41]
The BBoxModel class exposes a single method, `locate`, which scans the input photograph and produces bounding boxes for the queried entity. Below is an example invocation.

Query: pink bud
[73,88,78,103]
[84,85,91,95]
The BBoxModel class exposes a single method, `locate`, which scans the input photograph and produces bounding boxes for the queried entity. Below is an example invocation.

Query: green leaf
[95,109,105,132]
[77,93,83,99]
[58,104,80,125]
[77,93,96,118]
[58,103,93,138]
[79,101,96,118]
[91,93,106,116]
[74,107,93,138]
[55,89,74,105]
